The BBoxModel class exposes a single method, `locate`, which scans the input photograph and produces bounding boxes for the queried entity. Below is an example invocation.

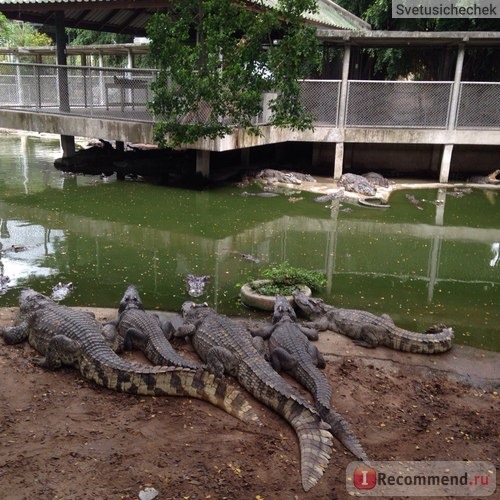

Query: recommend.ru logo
[346,461,496,496]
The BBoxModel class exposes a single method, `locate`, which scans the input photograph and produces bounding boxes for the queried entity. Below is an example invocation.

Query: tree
[146,0,321,147]
[0,15,53,48]
[335,0,499,81]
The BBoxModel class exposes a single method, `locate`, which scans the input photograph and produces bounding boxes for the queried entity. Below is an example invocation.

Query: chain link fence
[346,80,453,128]
[299,80,340,126]
[0,62,157,122]
[456,82,500,129]
[1,62,499,132]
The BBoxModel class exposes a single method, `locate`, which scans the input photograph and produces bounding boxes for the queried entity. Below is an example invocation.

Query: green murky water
[1,134,499,350]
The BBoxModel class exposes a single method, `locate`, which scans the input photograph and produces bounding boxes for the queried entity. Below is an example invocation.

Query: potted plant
[240,262,326,311]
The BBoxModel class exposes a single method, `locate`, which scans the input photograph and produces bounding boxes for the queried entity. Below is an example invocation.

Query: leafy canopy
[0,14,53,48]
[146,0,321,147]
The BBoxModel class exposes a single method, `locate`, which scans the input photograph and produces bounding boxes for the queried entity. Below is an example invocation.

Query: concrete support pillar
[334,142,344,179]
[333,43,350,179]
[337,44,351,128]
[60,135,75,157]
[240,148,250,169]
[447,44,465,130]
[55,11,69,113]
[439,144,453,183]
[196,150,210,177]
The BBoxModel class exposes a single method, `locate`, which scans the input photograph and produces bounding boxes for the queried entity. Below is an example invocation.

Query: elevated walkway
[0,31,499,180]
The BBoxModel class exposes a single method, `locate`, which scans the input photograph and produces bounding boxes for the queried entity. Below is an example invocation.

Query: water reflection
[0,134,499,350]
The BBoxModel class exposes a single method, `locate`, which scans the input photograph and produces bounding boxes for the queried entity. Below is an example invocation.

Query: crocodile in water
[180,301,333,492]
[251,295,368,461]
[0,289,261,425]
[293,291,454,354]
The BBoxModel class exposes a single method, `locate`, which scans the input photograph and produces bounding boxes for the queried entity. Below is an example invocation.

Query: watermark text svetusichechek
[392,0,500,18]
[346,461,496,496]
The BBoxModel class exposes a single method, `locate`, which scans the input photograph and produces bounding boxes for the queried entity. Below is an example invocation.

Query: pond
[0,133,499,351]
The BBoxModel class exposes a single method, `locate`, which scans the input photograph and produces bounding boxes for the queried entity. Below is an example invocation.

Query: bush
[250,262,326,296]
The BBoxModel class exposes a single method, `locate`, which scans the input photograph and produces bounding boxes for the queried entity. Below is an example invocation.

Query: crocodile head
[19,288,52,313]
[181,300,209,320]
[186,274,210,298]
[118,285,145,313]
[273,295,297,323]
[292,291,327,319]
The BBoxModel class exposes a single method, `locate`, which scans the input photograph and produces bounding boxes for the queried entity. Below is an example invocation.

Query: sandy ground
[0,306,498,500]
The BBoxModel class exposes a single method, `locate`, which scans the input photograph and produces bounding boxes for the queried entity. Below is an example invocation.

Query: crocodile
[314,189,345,204]
[0,289,261,425]
[468,168,500,184]
[251,296,368,461]
[293,291,454,354]
[104,285,200,369]
[180,301,333,492]
[362,171,390,188]
[186,274,210,297]
[338,173,376,196]
[51,281,74,301]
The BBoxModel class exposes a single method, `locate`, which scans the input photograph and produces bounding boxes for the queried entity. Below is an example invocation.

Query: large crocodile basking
[0,289,261,425]
[104,285,200,369]
[180,301,333,492]
[251,296,368,461]
[293,291,454,354]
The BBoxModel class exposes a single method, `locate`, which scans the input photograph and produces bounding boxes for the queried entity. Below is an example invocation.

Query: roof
[0,0,370,36]
[317,29,500,47]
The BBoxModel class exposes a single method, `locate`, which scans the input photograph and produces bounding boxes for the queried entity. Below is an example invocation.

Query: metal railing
[0,62,158,122]
[345,80,453,129]
[1,62,499,131]
[456,82,500,129]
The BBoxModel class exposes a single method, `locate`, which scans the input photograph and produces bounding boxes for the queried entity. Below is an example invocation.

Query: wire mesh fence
[299,79,340,126]
[1,62,499,132]
[346,80,453,128]
[456,82,500,129]
[0,62,157,122]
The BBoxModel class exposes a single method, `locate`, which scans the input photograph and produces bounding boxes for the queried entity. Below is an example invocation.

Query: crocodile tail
[99,362,262,426]
[178,368,263,426]
[285,402,333,491]
[319,404,368,462]
[391,327,454,353]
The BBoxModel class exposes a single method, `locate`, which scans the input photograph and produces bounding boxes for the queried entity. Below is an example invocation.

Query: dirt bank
[0,307,498,499]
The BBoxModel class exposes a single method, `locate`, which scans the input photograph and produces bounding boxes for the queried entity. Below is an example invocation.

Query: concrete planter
[240,280,312,311]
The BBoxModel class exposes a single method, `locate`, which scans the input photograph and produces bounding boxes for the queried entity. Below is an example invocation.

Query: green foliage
[335,0,499,81]
[0,16,53,48]
[251,262,326,296]
[146,0,321,147]
[66,29,132,46]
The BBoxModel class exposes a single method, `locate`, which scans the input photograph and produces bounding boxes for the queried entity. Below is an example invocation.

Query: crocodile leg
[32,334,81,369]
[206,346,239,378]
[1,321,29,344]
[122,327,148,351]
[306,342,325,369]
[298,325,319,341]
[269,347,298,372]
[304,317,330,331]
[352,325,379,348]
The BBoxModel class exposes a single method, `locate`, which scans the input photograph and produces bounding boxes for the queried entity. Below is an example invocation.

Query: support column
[447,44,465,130]
[438,44,464,183]
[333,42,350,179]
[60,135,75,157]
[439,144,453,183]
[240,148,250,169]
[334,142,344,179]
[55,11,69,112]
[196,150,210,177]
